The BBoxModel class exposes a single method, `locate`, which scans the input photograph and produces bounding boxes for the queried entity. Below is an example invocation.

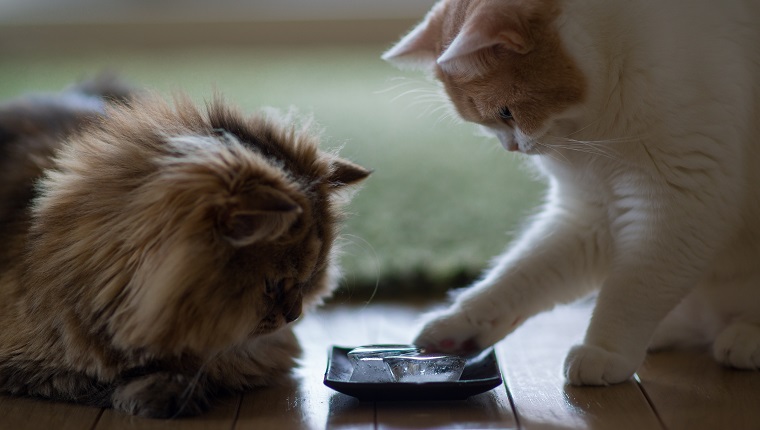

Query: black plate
[323,346,503,401]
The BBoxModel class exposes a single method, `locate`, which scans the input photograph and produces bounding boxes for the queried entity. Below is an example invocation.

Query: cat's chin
[502,142,540,155]
[250,322,289,337]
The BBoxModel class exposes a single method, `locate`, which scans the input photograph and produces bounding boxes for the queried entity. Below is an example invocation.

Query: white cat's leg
[712,322,760,369]
[564,265,700,385]
[414,186,608,353]
[565,173,733,385]
[706,275,760,369]
[648,290,718,351]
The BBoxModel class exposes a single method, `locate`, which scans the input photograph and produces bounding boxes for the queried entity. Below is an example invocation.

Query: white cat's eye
[498,107,513,121]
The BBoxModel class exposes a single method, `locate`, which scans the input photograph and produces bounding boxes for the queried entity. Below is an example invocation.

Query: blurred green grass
[0,45,546,298]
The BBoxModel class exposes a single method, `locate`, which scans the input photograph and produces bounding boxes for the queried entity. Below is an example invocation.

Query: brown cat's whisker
[341,233,381,307]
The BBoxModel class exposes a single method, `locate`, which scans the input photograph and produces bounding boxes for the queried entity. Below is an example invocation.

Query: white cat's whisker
[561,144,621,162]
[534,140,571,163]
[430,104,456,123]
[375,77,428,95]
[408,96,447,108]
[390,88,439,103]
[439,111,464,126]
[542,138,622,162]
[543,133,649,162]
[563,136,645,145]
[563,118,603,139]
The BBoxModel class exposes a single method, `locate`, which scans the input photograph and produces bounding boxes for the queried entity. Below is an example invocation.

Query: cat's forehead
[433,0,586,135]
[206,107,327,183]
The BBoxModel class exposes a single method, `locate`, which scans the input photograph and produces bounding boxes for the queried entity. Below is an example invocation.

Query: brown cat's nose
[284,306,301,323]
[283,292,302,323]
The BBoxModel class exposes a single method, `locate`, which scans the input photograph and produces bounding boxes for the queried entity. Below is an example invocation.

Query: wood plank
[94,395,239,430]
[638,348,760,430]
[376,392,517,430]
[499,301,662,430]
[0,395,102,430]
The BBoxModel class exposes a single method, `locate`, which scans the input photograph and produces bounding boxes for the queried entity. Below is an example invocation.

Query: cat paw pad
[413,299,520,354]
[413,310,482,354]
[564,344,638,386]
[713,322,760,369]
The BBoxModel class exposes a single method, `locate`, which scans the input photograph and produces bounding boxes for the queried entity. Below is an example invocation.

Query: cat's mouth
[493,128,537,154]
[252,323,283,336]
[252,313,300,336]
[499,136,538,154]
[501,139,520,152]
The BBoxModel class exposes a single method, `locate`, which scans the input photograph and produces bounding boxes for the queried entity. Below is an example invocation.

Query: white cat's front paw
[413,308,483,354]
[413,304,519,354]
[564,344,638,385]
[713,322,760,369]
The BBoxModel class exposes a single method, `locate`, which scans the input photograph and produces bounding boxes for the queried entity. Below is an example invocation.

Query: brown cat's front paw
[112,372,210,418]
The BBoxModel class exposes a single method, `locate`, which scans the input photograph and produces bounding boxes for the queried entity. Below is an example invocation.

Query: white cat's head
[383,0,593,154]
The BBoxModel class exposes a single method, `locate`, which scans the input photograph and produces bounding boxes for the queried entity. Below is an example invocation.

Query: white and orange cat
[384,0,760,385]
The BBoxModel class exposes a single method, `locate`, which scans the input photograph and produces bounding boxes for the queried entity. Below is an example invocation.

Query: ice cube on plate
[349,356,393,382]
[383,353,466,383]
[347,344,421,360]
[348,344,422,383]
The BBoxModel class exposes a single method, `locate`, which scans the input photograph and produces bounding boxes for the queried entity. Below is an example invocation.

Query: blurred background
[0,0,544,301]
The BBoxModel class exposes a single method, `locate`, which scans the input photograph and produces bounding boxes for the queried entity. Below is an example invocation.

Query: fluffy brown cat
[0,78,369,418]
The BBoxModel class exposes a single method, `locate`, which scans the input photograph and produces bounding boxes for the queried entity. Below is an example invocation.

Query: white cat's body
[385,0,760,384]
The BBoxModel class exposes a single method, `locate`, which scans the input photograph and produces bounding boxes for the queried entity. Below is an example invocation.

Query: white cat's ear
[437,9,534,66]
[381,4,444,70]
[221,187,302,247]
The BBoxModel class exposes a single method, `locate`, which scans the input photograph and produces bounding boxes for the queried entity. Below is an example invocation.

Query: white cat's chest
[533,152,663,245]
[534,151,637,204]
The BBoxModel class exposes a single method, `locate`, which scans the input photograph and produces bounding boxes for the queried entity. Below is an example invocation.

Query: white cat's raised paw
[413,309,482,354]
[413,306,522,354]
[713,322,760,369]
[564,344,638,385]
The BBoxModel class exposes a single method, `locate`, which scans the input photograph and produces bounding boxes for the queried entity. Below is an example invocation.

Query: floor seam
[634,373,668,430]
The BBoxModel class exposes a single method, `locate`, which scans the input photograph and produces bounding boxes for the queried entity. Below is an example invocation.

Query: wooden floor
[2,300,760,429]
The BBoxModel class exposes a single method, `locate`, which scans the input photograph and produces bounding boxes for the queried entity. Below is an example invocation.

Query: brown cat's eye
[498,107,513,121]
[265,279,280,296]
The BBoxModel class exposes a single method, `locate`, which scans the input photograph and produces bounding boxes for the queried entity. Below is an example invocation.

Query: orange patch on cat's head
[384,0,586,139]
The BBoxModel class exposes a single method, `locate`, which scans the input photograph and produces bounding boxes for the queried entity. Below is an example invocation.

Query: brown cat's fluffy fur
[0,78,369,418]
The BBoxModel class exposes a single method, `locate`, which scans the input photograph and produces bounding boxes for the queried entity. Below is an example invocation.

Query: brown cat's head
[28,94,369,357]
[383,0,587,154]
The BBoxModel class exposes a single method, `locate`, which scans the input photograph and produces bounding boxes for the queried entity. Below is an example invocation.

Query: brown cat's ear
[221,187,302,247]
[382,3,444,70]
[437,8,534,66]
[327,158,371,188]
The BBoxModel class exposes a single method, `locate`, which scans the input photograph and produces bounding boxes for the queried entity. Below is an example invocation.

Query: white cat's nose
[495,130,519,152]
